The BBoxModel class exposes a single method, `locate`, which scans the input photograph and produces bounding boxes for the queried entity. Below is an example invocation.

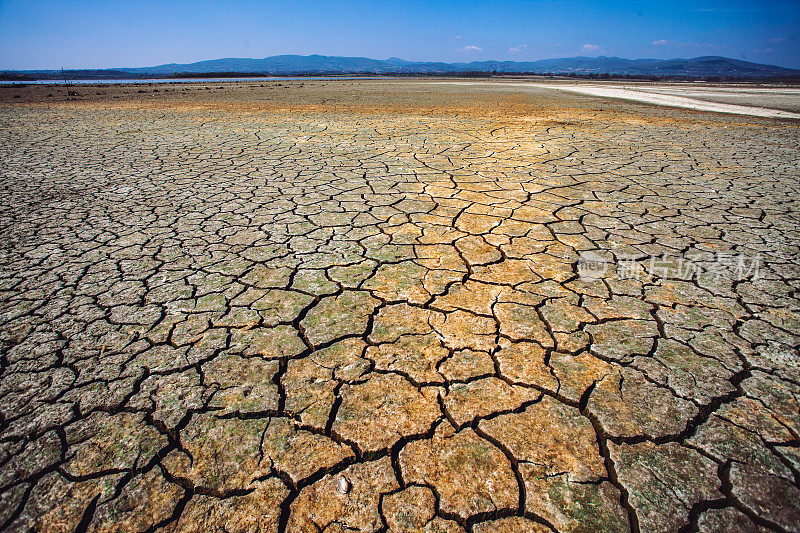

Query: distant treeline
[165,72,350,78]
[160,70,800,82]
[168,70,800,82]
[166,70,800,83]
[0,72,36,81]
[0,70,140,81]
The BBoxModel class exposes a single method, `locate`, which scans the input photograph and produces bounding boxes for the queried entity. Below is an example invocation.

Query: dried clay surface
[1,80,799,532]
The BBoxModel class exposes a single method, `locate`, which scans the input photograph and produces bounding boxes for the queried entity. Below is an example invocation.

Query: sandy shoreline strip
[434,81,800,119]
[535,84,800,119]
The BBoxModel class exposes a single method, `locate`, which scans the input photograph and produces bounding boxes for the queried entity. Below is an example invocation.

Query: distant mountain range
[6,55,800,80]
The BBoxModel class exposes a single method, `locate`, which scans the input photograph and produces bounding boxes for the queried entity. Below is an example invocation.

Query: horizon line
[3,53,798,73]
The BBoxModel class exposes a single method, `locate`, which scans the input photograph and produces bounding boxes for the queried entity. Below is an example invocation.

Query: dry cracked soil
[0,79,799,532]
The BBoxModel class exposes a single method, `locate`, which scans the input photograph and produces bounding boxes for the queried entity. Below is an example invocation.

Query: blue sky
[0,0,798,69]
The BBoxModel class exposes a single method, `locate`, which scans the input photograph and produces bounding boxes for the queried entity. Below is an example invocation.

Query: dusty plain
[1,79,799,532]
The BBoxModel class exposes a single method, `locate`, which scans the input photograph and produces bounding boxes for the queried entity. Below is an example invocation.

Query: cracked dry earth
[1,81,799,533]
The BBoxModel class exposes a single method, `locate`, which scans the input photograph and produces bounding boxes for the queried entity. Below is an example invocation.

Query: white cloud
[508,44,528,53]
[769,38,784,44]
[582,44,602,52]
[453,35,462,40]
[456,45,483,52]
[652,39,720,49]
